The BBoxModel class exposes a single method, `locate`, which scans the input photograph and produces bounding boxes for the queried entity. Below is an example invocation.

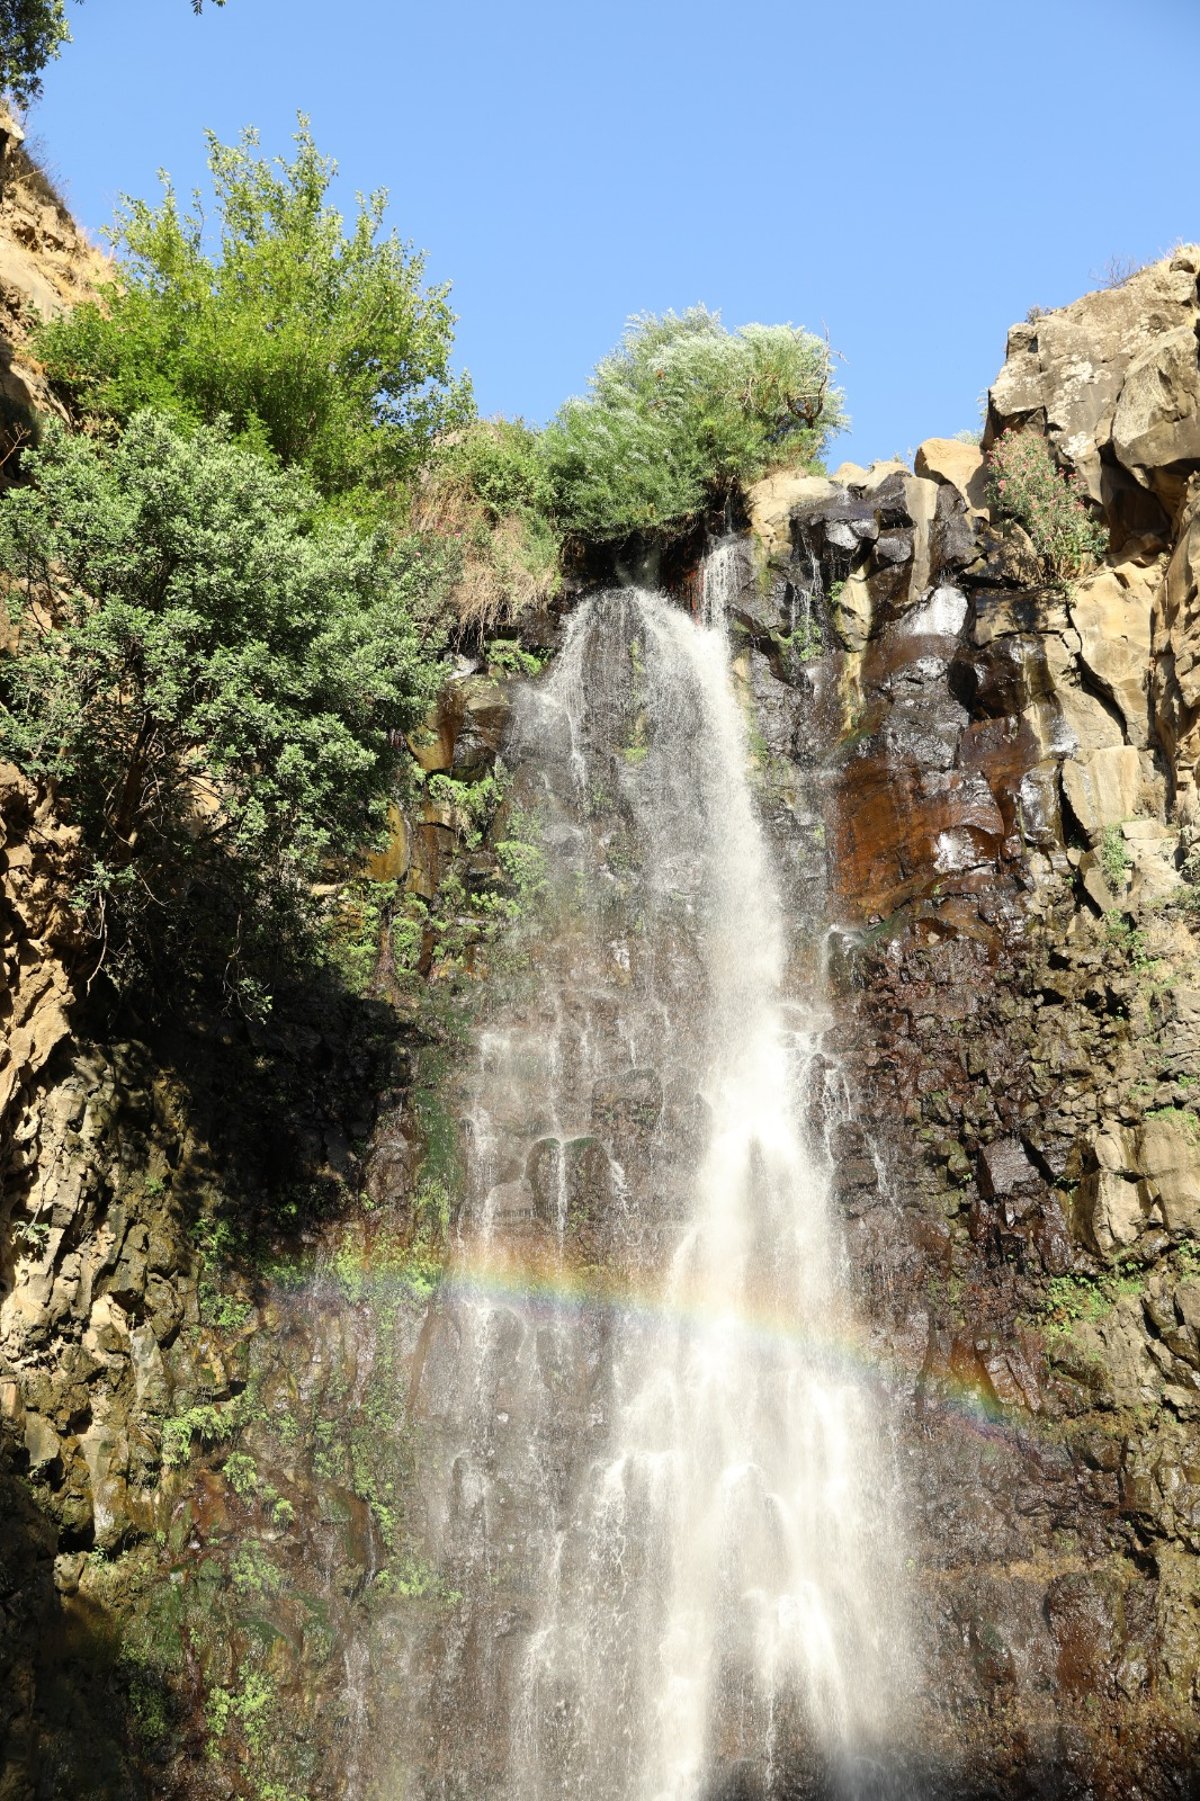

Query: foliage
[1031,1265,1144,1343]
[985,427,1108,581]
[412,417,559,631]
[0,411,448,1010]
[541,307,845,539]
[1100,824,1131,890]
[0,0,67,106]
[35,118,471,516]
[0,0,224,107]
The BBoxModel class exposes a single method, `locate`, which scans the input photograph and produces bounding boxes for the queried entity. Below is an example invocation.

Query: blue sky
[27,0,1200,467]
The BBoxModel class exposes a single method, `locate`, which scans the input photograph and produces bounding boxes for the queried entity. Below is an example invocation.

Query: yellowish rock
[1061,745,1143,837]
[745,472,837,563]
[914,438,989,511]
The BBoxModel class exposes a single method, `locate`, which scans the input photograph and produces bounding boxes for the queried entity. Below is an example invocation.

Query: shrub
[34,117,472,516]
[0,411,449,1011]
[412,418,559,632]
[985,427,1107,580]
[541,308,844,539]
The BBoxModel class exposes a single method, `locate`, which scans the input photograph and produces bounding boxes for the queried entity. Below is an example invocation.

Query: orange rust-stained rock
[830,758,1006,921]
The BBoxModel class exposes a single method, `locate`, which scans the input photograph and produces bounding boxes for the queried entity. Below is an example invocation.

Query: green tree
[0,411,448,1009]
[541,308,844,539]
[0,0,223,108]
[35,118,472,514]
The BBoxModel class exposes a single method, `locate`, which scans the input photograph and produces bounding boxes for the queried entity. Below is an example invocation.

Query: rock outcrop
[0,117,106,470]
[5,189,1200,1797]
[727,246,1200,1793]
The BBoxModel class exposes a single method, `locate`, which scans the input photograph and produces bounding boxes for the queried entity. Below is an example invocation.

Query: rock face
[728,250,1200,1794]
[988,247,1200,522]
[0,126,106,470]
[5,209,1200,1799]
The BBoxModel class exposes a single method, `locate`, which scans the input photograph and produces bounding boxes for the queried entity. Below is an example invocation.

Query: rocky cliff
[4,204,1200,1797]
[728,244,1200,1792]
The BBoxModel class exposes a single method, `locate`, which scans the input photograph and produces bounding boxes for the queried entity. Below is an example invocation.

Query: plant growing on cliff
[985,427,1107,582]
[541,308,845,539]
[35,117,471,516]
[412,417,559,630]
[0,411,449,1009]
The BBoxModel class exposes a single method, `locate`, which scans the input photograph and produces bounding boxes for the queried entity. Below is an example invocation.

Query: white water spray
[417,574,913,1801]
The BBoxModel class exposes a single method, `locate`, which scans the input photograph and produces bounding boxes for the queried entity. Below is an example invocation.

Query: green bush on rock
[985,427,1107,582]
[0,411,450,1010]
[541,308,845,539]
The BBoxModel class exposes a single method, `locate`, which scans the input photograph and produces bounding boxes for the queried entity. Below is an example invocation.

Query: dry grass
[5,134,74,223]
[412,470,558,639]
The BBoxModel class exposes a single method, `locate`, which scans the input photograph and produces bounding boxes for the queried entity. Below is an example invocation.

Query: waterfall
[415,575,913,1800]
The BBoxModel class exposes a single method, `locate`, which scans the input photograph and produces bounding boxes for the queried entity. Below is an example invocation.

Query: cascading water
[413,568,913,1800]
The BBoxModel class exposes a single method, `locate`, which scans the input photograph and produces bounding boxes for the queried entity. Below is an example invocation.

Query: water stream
[414,573,912,1799]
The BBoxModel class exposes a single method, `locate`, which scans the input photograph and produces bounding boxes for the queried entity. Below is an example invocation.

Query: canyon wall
[3,206,1200,1796]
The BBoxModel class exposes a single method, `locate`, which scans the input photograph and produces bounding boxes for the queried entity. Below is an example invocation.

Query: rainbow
[328,1233,1047,1456]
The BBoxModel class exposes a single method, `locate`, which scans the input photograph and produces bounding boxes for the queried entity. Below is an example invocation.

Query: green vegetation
[1146,1105,1200,1143]
[1099,823,1132,891]
[985,427,1108,582]
[1028,1265,1144,1343]
[0,0,68,104]
[414,418,559,632]
[541,308,844,539]
[0,412,447,1010]
[36,119,470,518]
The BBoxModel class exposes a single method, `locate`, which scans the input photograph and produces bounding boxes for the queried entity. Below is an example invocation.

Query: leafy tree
[541,308,844,539]
[0,411,449,1010]
[0,0,223,108]
[35,118,472,514]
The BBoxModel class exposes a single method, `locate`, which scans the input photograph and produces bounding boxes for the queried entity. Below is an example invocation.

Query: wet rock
[978,1136,1038,1199]
[443,675,511,777]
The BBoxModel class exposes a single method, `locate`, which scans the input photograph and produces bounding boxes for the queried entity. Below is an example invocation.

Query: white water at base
[421,579,913,1801]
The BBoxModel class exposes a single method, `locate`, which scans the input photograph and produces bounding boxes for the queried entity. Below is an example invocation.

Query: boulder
[1138,1113,1200,1234]
[915,438,990,512]
[978,1136,1037,1199]
[1061,746,1143,838]
[1069,560,1159,748]
[746,471,838,563]
[1112,326,1200,501]
[988,250,1200,514]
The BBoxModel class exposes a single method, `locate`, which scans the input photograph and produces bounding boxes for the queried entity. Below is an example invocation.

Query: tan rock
[1152,483,1200,806]
[830,567,872,653]
[1139,1113,1200,1233]
[746,472,837,563]
[860,459,910,491]
[914,438,990,511]
[989,254,1200,506]
[1061,745,1143,837]
[1070,560,1159,747]
[1112,327,1200,496]
[901,474,939,602]
[363,801,410,883]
